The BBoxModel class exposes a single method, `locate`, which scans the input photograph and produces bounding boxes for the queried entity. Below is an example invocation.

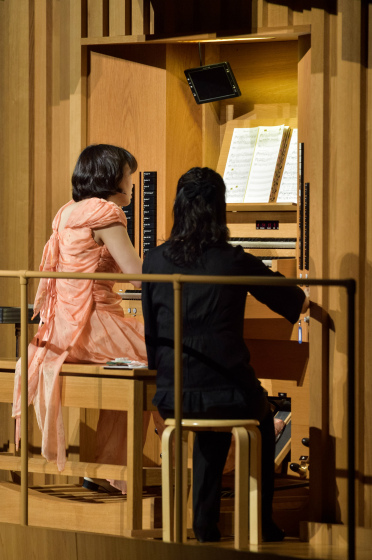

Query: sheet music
[224,128,259,203]
[244,125,285,203]
[277,129,298,203]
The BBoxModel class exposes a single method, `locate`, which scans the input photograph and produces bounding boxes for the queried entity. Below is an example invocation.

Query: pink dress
[12,198,155,487]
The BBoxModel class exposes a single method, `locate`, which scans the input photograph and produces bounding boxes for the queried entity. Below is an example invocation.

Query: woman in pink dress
[12,144,159,491]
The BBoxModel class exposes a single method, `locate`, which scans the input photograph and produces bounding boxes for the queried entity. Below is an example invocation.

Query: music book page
[277,128,298,203]
[244,125,286,203]
[224,128,259,203]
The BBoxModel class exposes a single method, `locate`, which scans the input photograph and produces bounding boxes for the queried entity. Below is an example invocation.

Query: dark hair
[164,167,229,267]
[71,144,137,202]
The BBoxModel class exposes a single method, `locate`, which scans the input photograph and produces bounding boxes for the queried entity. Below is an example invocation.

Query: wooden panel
[33,0,49,274]
[87,0,109,37]
[272,258,296,277]
[132,0,150,36]
[0,371,14,403]
[297,34,311,273]
[2,521,372,560]
[293,9,312,27]
[248,339,308,384]
[327,0,362,527]
[0,522,78,560]
[0,455,127,480]
[0,482,157,535]
[307,0,366,529]
[109,0,130,36]
[120,298,143,320]
[0,359,156,377]
[267,4,290,28]
[61,376,132,410]
[70,0,86,175]
[228,223,297,238]
[365,1,372,529]
[306,8,330,524]
[0,1,30,359]
[202,44,221,169]
[50,0,74,219]
[164,44,202,238]
[219,41,298,120]
[244,318,300,342]
[0,455,162,485]
[88,50,166,242]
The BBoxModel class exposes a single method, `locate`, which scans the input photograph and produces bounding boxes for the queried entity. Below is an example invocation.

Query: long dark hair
[164,167,229,267]
[71,144,137,202]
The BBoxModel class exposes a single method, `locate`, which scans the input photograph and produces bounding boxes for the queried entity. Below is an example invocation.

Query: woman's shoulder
[52,200,75,231]
[60,197,126,229]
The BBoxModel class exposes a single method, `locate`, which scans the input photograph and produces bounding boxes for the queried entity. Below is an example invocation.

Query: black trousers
[158,396,275,534]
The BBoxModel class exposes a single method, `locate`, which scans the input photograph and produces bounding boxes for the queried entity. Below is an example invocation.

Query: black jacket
[142,242,305,415]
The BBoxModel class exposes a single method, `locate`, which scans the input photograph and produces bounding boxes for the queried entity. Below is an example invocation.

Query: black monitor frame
[184,62,241,105]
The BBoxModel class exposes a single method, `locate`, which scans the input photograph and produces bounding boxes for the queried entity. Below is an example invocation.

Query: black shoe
[262,520,285,542]
[82,477,119,493]
[193,525,221,543]
[82,478,100,491]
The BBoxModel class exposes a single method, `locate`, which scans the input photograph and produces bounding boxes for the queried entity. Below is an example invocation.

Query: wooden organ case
[87,34,312,535]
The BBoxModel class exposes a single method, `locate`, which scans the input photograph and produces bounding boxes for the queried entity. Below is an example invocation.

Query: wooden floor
[0,521,368,560]
[0,482,369,560]
[192,538,368,560]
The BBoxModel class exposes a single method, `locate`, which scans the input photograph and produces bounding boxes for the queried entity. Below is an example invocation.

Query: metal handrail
[0,270,356,560]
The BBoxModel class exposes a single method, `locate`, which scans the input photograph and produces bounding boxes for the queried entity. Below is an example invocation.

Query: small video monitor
[184,62,241,105]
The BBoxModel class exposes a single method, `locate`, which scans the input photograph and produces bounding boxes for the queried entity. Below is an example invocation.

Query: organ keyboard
[229,237,297,266]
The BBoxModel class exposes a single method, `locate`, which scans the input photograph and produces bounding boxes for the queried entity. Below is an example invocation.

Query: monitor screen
[184,62,241,105]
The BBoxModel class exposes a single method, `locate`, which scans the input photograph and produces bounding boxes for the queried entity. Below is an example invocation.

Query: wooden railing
[0,269,356,559]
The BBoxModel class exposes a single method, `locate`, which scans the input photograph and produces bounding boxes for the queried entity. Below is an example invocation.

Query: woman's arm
[94,223,142,288]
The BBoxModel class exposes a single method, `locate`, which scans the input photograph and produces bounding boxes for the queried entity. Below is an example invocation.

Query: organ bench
[0,358,162,536]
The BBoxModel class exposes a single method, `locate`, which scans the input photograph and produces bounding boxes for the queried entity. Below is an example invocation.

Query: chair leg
[187,431,194,530]
[162,426,175,542]
[182,431,188,542]
[233,426,249,549]
[248,426,262,545]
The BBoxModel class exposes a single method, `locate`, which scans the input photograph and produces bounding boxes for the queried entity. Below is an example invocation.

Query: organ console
[88,38,313,535]
[226,198,310,477]
[226,202,298,267]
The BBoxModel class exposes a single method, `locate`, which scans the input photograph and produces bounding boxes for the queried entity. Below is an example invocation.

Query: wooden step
[0,481,161,536]
[0,455,162,485]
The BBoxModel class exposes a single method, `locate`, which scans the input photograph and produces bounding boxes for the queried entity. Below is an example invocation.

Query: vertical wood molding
[165,44,202,238]
[109,0,130,36]
[308,7,329,523]
[33,0,49,272]
[50,0,71,216]
[329,0,361,526]
[0,0,31,357]
[87,0,108,37]
[0,0,29,358]
[309,0,367,528]
[361,0,372,529]
[132,0,150,36]
[70,0,84,177]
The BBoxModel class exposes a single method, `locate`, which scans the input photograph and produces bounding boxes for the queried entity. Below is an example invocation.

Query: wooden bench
[0,358,161,535]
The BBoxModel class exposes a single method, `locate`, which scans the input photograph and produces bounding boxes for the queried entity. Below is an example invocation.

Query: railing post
[20,273,29,525]
[173,276,183,543]
[347,280,356,560]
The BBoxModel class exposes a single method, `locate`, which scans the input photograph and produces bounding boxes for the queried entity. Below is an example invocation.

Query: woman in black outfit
[142,167,309,543]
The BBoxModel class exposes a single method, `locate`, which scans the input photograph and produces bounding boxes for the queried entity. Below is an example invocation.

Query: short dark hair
[71,144,137,202]
[164,167,229,267]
